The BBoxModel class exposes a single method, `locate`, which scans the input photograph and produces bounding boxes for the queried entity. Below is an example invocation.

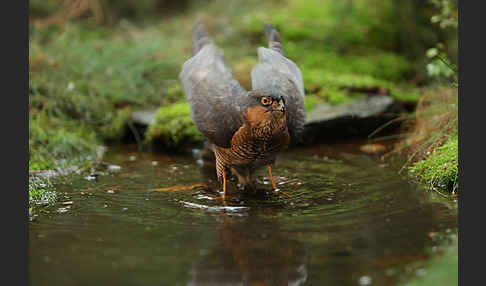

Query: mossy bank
[410,134,458,193]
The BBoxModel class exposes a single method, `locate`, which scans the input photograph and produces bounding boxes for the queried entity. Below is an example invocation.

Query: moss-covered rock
[145,101,205,149]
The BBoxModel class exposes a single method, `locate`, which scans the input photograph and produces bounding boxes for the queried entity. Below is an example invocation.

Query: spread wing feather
[251,24,306,142]
[180,22,248,148]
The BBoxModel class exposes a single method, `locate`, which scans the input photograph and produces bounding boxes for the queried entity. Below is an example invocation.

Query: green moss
[391,85,422,102]
[243,0,391,44]
[322,87,354,105]
[99,107,134,140]
[235,0,430,103]
[145,102,205,149]
[29,112,99,171]
[304,95,320,113]
[410,134,458,192]
[165,82,185,101]
[241,0,438,61]
[292,48,411,84]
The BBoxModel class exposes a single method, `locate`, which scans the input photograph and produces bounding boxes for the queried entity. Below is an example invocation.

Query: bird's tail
[192,20,212,56]
[264,23,284,56]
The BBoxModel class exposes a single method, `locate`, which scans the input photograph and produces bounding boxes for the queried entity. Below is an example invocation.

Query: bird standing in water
[180,21,305,198]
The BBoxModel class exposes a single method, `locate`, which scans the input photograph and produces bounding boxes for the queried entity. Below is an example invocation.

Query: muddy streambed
[29,143,457,286]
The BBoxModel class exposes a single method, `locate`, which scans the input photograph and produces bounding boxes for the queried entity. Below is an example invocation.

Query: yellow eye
[260,97,271,105]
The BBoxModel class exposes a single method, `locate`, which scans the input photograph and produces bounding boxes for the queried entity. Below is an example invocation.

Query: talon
[214,194,227,205]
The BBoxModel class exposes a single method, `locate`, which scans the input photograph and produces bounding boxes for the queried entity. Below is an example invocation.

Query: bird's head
[244,90,286,129]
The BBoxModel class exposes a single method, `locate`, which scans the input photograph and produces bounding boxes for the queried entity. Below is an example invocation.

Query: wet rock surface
[301,95,402,144]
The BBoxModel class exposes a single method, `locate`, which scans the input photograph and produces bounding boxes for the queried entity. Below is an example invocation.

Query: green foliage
[145,102,205,149]
[410,134,458,192]
[425,0,458,85]
[426,56,455,79]
[425,45,458,88]
[429,0,458,29]
[30,23,177,107]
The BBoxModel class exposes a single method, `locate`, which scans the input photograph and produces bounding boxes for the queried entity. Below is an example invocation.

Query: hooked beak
[272,99,285,113]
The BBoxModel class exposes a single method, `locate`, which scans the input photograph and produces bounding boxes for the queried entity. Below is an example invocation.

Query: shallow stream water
[29,143,457,286]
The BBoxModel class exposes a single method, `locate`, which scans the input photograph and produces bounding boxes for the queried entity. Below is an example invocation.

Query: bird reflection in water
[186,214,308,286]
[185,131,308,285]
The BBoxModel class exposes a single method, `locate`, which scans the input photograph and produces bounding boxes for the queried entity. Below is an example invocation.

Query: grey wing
[251,25,306,141]
[180,43,248,148]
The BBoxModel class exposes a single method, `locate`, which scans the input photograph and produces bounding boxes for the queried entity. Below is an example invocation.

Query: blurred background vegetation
[29,0,458,196]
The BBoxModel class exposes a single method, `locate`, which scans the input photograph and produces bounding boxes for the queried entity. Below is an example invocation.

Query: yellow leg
[222,170,227,199]
[267,164,277,191]
[267,164,291,198]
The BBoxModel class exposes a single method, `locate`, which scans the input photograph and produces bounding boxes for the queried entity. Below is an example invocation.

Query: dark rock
[301,95,402,144]
[130,95,404,147]
[121,109,158,144]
